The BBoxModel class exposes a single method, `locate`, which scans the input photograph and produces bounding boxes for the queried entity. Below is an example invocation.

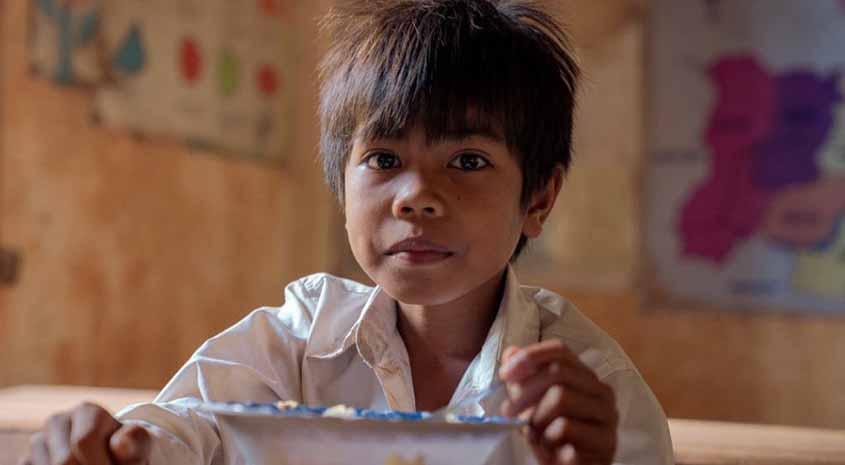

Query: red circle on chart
[180,38,203,84]
[257,65,280,96]
[259,0,279,16]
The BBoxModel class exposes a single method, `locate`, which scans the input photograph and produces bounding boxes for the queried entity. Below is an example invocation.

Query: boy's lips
[384,238,454,264]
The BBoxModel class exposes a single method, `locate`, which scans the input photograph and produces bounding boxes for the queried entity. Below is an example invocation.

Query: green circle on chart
[218,50,240,97]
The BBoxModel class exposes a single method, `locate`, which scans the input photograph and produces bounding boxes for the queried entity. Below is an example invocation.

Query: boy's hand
[499,341,619,465]
[19,402,151,465]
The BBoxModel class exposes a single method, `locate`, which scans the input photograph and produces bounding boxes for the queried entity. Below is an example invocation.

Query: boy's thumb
[501,345,521,364]
[109,424,151,465]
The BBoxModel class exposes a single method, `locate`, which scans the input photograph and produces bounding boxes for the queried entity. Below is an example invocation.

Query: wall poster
[645,0,845,313]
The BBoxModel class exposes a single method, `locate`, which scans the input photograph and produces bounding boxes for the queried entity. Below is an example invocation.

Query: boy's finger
[499,340,581,382]
[501,345,521,364]
[503,365,612,421]
[110,424,152,465]
[517,420,558,465]
[45,413,78,465]
[29,433,51,465]
[526,440,556,465]
[540,416,616,458]
[502,367,557,418]
[545,361,610,400]
[557,444,579,465]
[531,383,618,432]
[70,403,121,465]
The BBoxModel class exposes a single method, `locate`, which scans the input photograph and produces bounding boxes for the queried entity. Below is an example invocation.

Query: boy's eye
[364,152,401,170]
[449,153,491,171]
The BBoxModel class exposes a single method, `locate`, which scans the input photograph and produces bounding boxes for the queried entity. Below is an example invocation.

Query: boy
[21,1,673,464]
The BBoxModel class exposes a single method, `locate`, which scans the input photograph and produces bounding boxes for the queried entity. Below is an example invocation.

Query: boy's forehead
[355,112,507,146]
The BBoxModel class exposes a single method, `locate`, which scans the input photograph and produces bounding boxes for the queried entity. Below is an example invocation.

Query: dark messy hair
[318,0,579,259]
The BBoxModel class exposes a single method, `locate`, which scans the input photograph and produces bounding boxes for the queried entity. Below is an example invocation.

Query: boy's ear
[522,167,564,239]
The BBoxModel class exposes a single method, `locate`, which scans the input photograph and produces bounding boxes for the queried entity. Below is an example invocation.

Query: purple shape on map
[751,71,841,190]
[679,55,777,263]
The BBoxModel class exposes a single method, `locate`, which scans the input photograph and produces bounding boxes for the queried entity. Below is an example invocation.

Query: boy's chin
[376,273,465,307]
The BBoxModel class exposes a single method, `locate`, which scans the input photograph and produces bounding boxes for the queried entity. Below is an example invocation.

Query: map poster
[645,0,845,314]
[94,0,297,163]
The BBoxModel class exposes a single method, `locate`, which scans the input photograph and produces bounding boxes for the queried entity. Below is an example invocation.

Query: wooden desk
[2,386,845,465]
[669,418,845,465]
[0,385,157,465]
[0,385,158,431]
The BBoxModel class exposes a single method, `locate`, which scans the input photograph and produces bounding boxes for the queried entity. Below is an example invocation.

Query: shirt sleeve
[603,368,674,465]
[115,299,312,465]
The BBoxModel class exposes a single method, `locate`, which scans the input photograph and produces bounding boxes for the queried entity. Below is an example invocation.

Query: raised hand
[499,341,619,465]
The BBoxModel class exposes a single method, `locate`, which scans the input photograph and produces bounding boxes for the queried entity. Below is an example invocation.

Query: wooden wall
[533,1,845,430]
[1,0,843,430]
[0,0,335,389]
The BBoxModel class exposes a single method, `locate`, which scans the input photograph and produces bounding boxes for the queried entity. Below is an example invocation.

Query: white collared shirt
[118,267,673,465]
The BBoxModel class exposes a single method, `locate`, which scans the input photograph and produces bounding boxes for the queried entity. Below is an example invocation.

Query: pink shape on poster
[678,55,777,263]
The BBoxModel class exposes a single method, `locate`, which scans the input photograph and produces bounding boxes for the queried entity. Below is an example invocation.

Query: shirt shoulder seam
[541,329,633,375]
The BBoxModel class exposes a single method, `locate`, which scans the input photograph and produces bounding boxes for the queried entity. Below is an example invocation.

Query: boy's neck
[395,268,506,361]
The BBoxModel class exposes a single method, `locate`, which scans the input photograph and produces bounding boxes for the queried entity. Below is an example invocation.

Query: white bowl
[206,402,532,465]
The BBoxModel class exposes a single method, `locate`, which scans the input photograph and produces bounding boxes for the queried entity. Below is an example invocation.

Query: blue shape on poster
[56,8,76,83]
[77,10,99,46]
[35,0,57,17]
[113,25,146,75]
[36,0,101,84]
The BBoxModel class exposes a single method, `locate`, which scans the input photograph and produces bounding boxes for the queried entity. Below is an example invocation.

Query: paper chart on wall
[94,0,296,163]
[645,0,845,313]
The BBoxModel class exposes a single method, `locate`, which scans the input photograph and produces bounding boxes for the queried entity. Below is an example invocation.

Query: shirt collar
[451,264,541,412]
[304,281,394,360]
[494,264,542,368]
[304,264,541,367]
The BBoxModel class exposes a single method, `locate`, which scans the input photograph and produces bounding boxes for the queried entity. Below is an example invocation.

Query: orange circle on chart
[257,65,280,96]
[180,37,203,84]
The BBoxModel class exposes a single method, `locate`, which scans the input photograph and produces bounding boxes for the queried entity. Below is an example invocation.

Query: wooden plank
[4,386,845,465]
[0,430,31,465]
[0,0,335,390]
[0,385,157,431]
[670,418,845,465]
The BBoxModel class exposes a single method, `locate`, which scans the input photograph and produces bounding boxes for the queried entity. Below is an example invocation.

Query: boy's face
[344,124,549,306]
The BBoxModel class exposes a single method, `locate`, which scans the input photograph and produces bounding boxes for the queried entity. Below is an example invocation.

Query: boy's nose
[392,179,445,220]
